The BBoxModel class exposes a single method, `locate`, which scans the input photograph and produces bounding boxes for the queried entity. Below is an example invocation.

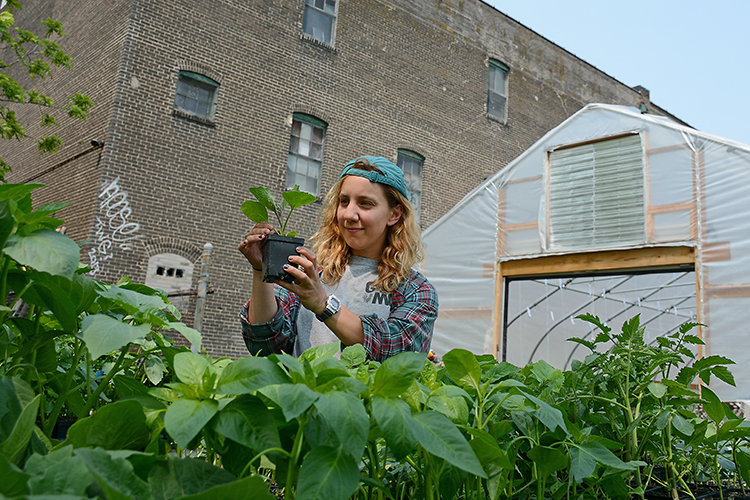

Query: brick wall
[3,0,689,359]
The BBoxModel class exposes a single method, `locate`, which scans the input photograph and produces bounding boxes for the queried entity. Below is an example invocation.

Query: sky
[484,1,750,146]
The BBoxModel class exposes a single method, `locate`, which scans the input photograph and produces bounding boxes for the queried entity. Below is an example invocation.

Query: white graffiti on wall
[88,177,145,275]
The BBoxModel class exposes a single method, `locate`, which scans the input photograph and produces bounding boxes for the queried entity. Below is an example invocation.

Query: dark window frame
[302,0,338,46]
[396,149,424,221]
[286,113,327,197]
[173,70,220,125]
[487,59,509,123]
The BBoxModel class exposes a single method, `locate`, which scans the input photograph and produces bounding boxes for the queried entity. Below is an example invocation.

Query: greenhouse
[423,103,750,401]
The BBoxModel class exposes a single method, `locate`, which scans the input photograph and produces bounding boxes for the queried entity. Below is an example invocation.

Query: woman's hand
[238,222,273,271]
[276,247,328,315]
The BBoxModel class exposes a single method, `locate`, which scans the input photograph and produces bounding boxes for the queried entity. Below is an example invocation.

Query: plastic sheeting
[423,104,750,400]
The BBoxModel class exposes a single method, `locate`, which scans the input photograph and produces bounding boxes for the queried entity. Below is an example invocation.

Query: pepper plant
[0,183,201,438]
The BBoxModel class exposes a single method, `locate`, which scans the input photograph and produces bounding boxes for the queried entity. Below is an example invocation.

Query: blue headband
[339,156,409,199]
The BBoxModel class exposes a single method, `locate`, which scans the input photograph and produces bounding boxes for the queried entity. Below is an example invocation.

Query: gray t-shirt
[293,255,392,357]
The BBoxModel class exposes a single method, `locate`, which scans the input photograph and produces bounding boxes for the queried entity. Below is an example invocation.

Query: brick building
[3,0,688,358]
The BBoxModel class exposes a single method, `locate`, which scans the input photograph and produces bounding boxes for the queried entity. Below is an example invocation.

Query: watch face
[329,295,341,310]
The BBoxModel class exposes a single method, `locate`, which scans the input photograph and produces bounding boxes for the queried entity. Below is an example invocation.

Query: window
[547,134,645,250]
[488,59,509,122]
[287,114,326,196]
[303,0,337,45]
[396,150,423,218]
[174,71,219,121]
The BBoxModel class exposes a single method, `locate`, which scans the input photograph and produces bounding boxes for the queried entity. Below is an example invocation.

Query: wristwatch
[316,294,341,322]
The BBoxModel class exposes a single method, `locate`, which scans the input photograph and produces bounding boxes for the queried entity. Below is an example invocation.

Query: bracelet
[252,265,262,272]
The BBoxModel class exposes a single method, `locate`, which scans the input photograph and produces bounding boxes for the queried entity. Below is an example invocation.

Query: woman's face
[336,176,403,260]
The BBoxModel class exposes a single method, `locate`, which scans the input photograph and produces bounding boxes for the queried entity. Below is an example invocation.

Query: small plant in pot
[241,185,317,283]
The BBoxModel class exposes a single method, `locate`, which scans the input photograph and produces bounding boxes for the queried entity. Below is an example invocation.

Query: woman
[238,155,437,361]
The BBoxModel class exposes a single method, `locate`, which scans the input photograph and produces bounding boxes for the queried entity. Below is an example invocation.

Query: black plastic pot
[261,234,304,283]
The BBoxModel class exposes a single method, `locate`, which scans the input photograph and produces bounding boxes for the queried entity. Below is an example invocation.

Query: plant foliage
[241,185,317,237]
[2,187,749,500]
[0,0,94,182]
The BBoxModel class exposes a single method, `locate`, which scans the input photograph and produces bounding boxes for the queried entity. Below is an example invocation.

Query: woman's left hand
[276,247,329,316]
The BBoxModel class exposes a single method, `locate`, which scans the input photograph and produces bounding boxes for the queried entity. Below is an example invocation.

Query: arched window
[174,71,219,121]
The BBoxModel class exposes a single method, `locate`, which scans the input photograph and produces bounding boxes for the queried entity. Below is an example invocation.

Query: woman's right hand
[238,222,274,271]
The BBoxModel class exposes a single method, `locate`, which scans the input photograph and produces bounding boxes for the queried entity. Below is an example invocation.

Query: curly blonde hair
[311,159,424,293]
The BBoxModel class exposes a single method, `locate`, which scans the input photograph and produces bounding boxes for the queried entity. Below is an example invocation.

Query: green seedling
[241,185,317,237]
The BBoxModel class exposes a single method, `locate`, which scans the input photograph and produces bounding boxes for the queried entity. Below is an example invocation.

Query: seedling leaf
[248,187,276,211]
[282,187,317,209]
[241,200,268,224]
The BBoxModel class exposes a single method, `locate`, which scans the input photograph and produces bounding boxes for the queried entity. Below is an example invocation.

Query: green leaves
[63,400,151,451]
[297,446,360,500]
[0,9,90,179]
[215,356,289,395]
[74,447,151,500]
[241,185,316,236]
[371,396,417,460]
[213,395,281,452]
[0,394,39,464]
[4,229,80,279]
[240,200,269,227]
[568,441,642,482]
[282,186,318,210]
[371,351,426,396]
[442,348,481,392]
[80,314,151,360]
[412,411,487,477]
[313,392,369,459]
[259,383,319,422]
[164,398,219,450]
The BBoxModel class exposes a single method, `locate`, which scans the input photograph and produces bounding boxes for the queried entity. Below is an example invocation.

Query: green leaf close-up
[296,445,360,500]
[164,398,219,450]
[62,400,151,451]
[442,348,482,392]
[371,351,426,397]
[313,391,369,460]
[215,356,290,395]
[80,314,152,359]
[3,229,80,279]
[412,410,487,477]
[371,395,418,460]
[259,383,320,422]
[213,394,282,453]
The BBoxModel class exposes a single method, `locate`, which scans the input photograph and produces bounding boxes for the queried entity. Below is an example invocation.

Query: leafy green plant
[567,314,738,499]
[1,183,201,438]
[3,215,747,500]
[241,185,317,237]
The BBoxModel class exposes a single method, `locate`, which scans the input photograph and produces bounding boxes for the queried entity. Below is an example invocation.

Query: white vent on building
[145,253,194,315]
[548,134,645,250]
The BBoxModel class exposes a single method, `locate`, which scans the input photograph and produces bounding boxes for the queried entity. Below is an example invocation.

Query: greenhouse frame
[423,104,750,400]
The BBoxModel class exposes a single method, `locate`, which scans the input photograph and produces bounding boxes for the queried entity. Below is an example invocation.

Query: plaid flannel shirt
[239,269,437,362]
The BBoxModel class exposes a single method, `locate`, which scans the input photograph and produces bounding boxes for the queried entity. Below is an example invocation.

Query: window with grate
[396,149,423,220]
[287,114,326,196]
[548,134,645,250]
[174,71,219,121]
[303,0,337,45]
[488,59,509,122]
